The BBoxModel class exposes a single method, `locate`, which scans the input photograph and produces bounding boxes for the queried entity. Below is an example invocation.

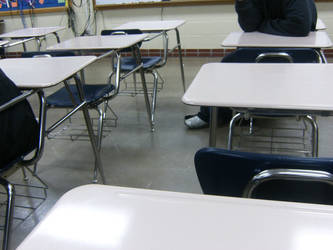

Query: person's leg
[184,106,209,129]
[185,107,232,129]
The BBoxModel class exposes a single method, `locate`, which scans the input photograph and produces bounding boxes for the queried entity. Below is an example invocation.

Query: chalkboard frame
[93,0,331,10]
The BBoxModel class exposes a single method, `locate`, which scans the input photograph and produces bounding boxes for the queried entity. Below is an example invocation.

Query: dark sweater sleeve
[235,0,263,32]
[258,0,316,37]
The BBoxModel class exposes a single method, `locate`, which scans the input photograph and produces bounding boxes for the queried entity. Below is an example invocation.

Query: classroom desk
[222,31,332,48]
[222,31,332,62]
[0,26,65,51]
[0,56,106,183]
[182,63,333,152]
[47,34,155,131]
[114,20,186,91]
[17,184,333,250]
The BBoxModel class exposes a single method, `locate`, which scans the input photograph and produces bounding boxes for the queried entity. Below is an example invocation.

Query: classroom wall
[1,2,333,52]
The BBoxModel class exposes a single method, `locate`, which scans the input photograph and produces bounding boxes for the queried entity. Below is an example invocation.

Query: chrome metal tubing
[52,31,61,43]
[314,49,324,63]
[150,70,159,128]
[133,44,153,131]
[119,63,143,81]
[97,49,116,61]
[0,178,15,250]
[46,101,86,134]
[4,37,34,49]
[304,115,319,157]
[227,112,244,150]
[0,90,36,112]
[63,79,78,105]
[175,28,186,92]
[22,90,47,168]
[73,74,106,184]
[243,168,333,198]
[255,52,293,63]
[144,32,163,42]
[209,107,218,147]
[161,31,169,66]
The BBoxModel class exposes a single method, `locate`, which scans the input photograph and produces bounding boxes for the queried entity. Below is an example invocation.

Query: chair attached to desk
[0,69,46,250]
[223,47,323,156]
[101,29,166,125]
[21,51,121,149]
[195,147,333,205]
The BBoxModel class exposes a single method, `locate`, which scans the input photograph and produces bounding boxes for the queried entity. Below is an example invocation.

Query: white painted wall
[1,2,333,51]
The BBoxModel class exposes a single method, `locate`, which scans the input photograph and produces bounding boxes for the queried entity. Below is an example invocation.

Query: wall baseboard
[6,48,333,58]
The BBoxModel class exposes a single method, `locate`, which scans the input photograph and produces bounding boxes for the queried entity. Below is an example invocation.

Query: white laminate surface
[0,56,96,88]
[222,31,332,48]
[114,20,185,32]
[47,34,148,51]
[182,63,333,112]
[17,184,333,250]
[316,18,327,30]
[0,26,65,38]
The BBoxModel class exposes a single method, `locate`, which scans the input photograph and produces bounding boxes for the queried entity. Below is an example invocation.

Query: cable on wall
[67,0,96,36]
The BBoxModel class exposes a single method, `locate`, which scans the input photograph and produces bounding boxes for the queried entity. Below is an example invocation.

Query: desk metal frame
[47,34,153,131]
[0,26,65,51]
[0,56,106,183]
[182,63,333,156]
[114,20,186,92]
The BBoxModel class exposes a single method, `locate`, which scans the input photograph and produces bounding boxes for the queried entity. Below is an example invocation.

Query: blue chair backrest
[0,69,39,170]
[195,147,333,205]
[101,29,143,52]
[222,47,322,63]
[21,50,76,58]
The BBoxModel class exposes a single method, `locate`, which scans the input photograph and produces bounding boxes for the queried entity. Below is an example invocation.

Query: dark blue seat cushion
[47,84,115,108]
[195,147,333,205]
[115,56,162,71]
[0,69,39,170]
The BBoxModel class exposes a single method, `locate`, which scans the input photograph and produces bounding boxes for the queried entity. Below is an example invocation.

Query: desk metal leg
[73,75,106,184]
[133,45,154,131]
[32,90,47,173]
[52,32,61,43]
[36,38,42,51]
[227,113,243,150]
[175,28,186,92]
[209,107,218,147]
[304,115,319,157]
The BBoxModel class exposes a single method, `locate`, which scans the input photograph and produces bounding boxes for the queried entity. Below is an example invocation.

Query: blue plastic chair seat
[115,56,162,71]
[47,84,115,108]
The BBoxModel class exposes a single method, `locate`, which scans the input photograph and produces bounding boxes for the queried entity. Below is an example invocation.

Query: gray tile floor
[7,56,333,249]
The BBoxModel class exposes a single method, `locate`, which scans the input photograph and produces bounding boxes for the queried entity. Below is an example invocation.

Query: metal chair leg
[304,115,319,157]
[0,178,15,250]
[150,70,159,129]
[228,113,244,150]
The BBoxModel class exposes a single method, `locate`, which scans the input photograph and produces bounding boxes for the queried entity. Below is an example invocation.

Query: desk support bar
[46,101,86,134]
[73,74,106,184]
[0,90,36,112]
[209,107,218,147]
[133,44,154,131]
[175,28,186,92]
[22,90,47,168]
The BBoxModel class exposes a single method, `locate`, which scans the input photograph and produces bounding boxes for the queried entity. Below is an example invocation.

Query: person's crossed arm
[235,0,317,37]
